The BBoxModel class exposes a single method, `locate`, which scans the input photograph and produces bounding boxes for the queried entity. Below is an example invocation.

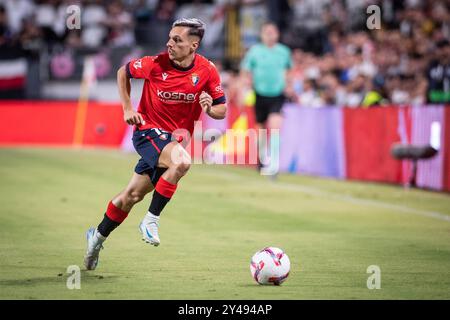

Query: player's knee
[125,189,145,204]
[174,162,190,177]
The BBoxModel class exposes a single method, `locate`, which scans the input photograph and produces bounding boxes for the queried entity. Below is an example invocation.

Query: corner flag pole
[73,56,96,147]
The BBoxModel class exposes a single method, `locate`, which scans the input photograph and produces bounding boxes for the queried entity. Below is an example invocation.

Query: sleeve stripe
[212,96,226,106]
[126,62,133,79]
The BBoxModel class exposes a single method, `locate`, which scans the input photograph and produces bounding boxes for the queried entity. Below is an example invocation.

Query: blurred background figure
[240,22,291,173]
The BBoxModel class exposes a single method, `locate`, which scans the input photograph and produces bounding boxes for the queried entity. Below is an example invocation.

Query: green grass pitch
[0,148,449,299]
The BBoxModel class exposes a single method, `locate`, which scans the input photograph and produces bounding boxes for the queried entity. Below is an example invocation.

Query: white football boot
[139,212,160,246]
[84,227,105,270]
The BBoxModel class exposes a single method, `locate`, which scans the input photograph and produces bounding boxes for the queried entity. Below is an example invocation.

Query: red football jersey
[126,52,226,134]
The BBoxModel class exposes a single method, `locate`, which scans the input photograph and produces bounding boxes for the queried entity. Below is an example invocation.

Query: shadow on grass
[0,271,119,287]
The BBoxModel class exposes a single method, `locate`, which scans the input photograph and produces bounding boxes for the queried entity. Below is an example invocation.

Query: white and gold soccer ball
[250,247,290,285]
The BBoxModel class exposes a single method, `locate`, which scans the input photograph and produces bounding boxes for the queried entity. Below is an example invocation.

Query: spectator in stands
[285,48,304,102]
[286,0,330,54]
[0,0,34,35]
[174,0,225,57]
[298,78,324,108]
[155,0,176,22]
[0,4,28,99]
[346,74,373,107]
[319,72,346,106]
[426,39,450,104]
[18,15,43,55]
[81,0,108,48]
[0,5,11,46]
[35,0,59,45]
[104,0,135,47]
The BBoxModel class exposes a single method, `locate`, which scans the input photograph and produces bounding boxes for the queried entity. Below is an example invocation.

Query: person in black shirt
[426,39,450,104]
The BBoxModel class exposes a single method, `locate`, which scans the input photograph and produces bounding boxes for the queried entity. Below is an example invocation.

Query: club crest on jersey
[191,73,199,86]
[133,59,142,69]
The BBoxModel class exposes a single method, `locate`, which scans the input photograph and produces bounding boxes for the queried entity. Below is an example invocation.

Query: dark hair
[172,18,205,42]
[436,39,450,48]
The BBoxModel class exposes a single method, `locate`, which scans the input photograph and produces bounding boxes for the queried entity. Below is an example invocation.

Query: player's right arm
[117,65,145,125]
[117,56,155,125]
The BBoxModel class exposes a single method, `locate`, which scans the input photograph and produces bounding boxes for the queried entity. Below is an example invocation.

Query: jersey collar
[169,54,196,71]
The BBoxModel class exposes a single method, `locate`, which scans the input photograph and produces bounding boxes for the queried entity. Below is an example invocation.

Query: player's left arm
[201,62,227,120]
[199,92,226,120]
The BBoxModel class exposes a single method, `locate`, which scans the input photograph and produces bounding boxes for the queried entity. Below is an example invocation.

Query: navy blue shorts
[132,128,173,186]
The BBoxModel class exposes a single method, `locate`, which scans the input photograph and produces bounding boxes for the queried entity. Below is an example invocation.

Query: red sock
[106,201,129,223]
[149,177,177,216]
[155,177,177,198]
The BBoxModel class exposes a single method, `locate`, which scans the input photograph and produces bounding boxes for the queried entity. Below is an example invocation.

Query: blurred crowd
[0,0,449,106]
[0,0,226,53]
[280,0,450,107]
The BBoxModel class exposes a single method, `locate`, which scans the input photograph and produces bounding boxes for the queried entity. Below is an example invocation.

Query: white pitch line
[274,181,450,223]
[200,167,450,223]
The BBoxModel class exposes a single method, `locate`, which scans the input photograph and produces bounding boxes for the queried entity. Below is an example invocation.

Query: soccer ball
[250,247,290,285]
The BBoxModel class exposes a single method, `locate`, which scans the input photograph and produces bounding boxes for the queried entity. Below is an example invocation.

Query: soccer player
[240,22,292,174]
[84,18,227,270]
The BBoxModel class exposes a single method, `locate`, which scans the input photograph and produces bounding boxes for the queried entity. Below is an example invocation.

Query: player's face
[167,27,199,61]
[261,24,279,47]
